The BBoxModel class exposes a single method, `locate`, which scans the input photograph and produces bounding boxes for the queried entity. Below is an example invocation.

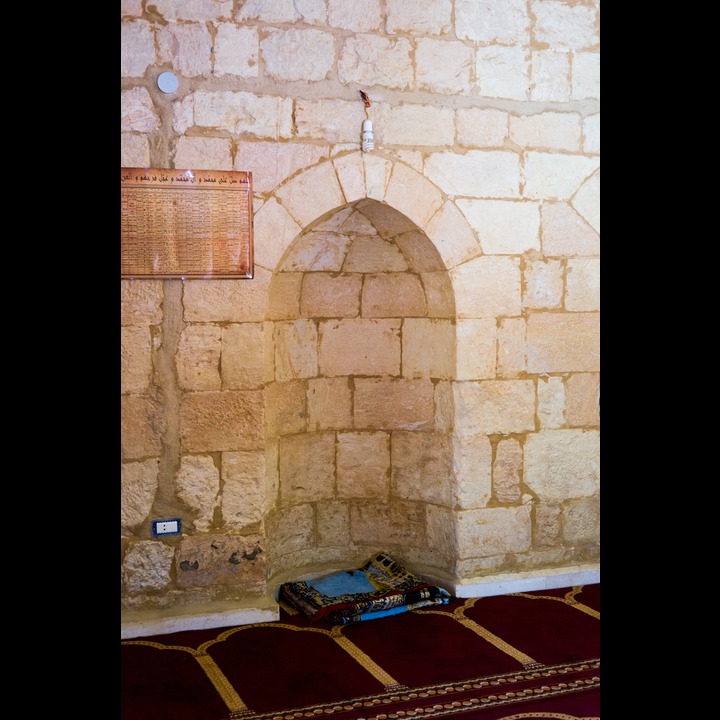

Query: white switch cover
[153,518,182,535]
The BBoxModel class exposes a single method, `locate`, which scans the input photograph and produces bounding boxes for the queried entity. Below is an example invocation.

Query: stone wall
[121,0,600,621]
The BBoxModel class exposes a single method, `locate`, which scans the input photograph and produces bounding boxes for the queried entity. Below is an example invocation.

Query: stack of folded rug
[279,552,451,625]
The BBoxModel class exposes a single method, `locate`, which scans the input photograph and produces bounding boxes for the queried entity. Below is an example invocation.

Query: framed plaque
[121,168,253,279]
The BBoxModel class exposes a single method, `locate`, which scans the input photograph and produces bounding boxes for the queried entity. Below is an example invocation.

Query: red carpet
[121,583,599,720]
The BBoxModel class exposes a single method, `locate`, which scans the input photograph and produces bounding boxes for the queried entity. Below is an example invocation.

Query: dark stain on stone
[229,547,262,564]
[180,560,199,571]
[243,547,262,561]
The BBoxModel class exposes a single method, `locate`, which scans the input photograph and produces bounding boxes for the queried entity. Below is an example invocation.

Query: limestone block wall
[121,0,600,618]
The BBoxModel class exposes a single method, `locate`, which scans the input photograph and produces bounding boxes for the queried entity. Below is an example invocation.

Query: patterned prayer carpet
[121,583,600,720]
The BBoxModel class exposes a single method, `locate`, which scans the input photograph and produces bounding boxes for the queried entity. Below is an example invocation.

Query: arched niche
[262,197,459,593]
[253,152,483,595]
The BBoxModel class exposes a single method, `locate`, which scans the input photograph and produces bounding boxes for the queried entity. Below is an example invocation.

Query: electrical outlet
[152,518,182,536]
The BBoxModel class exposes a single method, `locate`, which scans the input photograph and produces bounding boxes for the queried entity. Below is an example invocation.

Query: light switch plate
[152,518,182,536]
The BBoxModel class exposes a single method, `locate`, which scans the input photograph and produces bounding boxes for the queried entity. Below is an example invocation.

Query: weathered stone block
[261,28,335,82]
[237,141,328,194]
[157,22,212,76]
[329,0,381,31]
[456,504,532,558]
[434,381,454,434]
[221,323,265,390]
[422,272,456,318]
[338,34,413,89]
[121,133,150,167]
[524,257,564,309]
[264,380,306,436]
[337,431,391,498]
[562,497,600,545]
[265,505,315,558]
[307,377,353,431]
[426,150,520,199]
[524,429,599,501]
[452,434,492,509]
[175,534,266,591]
[425,503,455,557]
[415,37,473,94]
[455,318,497,381]
[182,272,269,323]
[527,313,599,373]
[333,154,366,203]
[423,200,481,271]
[319,319,401,376]
[509,112,582,151]
[179,390,264,452]
[274,319,318,381]
[566,258,600,311]
[175,455,220,532]
[295,99,364,143]
[538,375,565,429]
[362,273,427,317]
[531,50,571,102]
[123,540,175,592]
[254,199,304,272]
[176,324,222,391]
[301,273,361,317]
[402,318,455,379]
[541,202,599,257]
[451,256,522,319]
[493,438,522,503]
[213,24,259,78]
[497,317,526,377]
[453,380,535,436]
[192,90,293,137]
[278,432,336,504]
[385,162,444,229]
[386,0,452,34]
[455,0,528,43]
[476,47,530,100]
[584,114,600,154]
[316,500,351,547]
[121,459,160,529]
[572,169,600,233]
[457,108,509,148]
[394,230,445,273]
[343,236,408,273]
[349,499,426,546]
[354,378,435,430]
[275,161,345,229]
[391,431,453,505]
[267,273,303,322]
[381,104,456,146]
[121,21,155,77]
[565,373,600,427]
[121,87,159,132]
[153,0,233,22]
[221,450,265,530]
[533,502,562,547]
[534,2,598,49]
[121,325,153,394]
[174,137,233,171]
[121,396,164,459]
[457,199,540,255]
[278,231,350,273]
[238,0,324,23]
[524,152,599,201]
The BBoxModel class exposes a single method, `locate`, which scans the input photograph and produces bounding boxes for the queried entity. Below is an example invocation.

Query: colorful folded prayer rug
[279,552,451,624]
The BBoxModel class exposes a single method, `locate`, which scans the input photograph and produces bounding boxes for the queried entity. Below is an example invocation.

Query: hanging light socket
[362,118,374,152]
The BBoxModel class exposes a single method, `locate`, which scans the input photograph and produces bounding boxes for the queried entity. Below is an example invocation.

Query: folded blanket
[279,552,451,624]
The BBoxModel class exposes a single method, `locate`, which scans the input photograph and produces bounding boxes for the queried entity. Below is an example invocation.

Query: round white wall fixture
[157,72,179,94]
